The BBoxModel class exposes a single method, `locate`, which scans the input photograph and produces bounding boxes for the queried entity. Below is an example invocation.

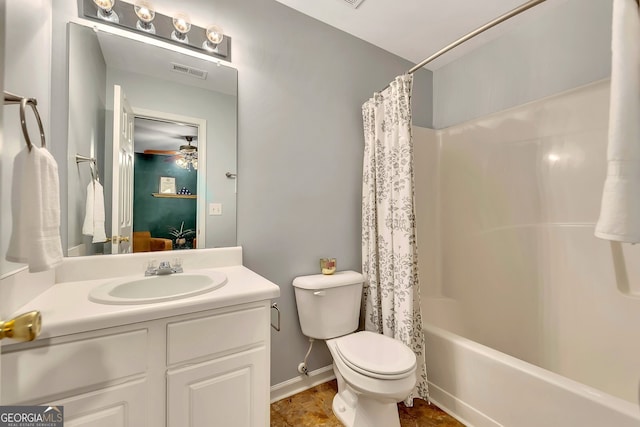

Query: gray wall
[1,0,52,276]
[433,0,612,129]
[224,2,432,384]
[67,23,107,254]
[104,67,238,248]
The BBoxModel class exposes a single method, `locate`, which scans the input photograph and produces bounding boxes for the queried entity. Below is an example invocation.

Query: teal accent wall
[133,153,197,244]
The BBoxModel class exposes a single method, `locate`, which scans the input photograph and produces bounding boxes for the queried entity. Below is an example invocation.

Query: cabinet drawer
[167,305,268,365]
[2,329,147,404]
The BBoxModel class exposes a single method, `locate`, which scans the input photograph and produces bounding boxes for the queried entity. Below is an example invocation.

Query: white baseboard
[270,365,336,403]
[67,244,86,257]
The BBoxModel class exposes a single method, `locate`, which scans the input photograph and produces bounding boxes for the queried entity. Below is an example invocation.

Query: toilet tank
[293,271,364,339]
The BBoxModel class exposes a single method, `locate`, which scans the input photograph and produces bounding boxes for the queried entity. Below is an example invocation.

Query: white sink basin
[88,272,227,305]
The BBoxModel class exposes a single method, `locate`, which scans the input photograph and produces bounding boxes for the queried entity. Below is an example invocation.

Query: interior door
[111,85,134,254]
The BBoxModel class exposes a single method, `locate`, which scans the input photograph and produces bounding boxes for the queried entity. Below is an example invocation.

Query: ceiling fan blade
[143,149,177,156]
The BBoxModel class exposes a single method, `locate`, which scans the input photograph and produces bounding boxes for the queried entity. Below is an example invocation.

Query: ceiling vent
[342,0,366,8]
[170,63,208,80]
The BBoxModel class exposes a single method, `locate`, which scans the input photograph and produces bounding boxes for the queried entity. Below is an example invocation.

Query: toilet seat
[334,331,416,380]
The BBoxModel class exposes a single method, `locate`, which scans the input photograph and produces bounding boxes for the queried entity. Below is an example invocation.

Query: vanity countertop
[8,264,280,342]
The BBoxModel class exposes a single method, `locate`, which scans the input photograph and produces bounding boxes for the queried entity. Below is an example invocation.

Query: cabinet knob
[0,311,42,342]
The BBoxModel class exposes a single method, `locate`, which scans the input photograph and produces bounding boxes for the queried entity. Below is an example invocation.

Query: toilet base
[332,392,401,427]
[331,365,401,427]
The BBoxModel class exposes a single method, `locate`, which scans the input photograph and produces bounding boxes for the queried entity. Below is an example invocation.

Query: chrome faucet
[145,259,183,276]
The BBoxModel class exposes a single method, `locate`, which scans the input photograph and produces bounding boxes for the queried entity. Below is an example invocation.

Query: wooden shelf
[152,193,197,199]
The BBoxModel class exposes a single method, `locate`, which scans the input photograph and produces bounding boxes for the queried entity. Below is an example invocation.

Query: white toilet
[293,271,417,427]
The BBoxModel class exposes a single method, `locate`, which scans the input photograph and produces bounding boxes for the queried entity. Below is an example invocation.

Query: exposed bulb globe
[93,0,115,11]
[134,1,155,23]
[173,14,192,34]
[93,0,119,22]
[206,25,224,44]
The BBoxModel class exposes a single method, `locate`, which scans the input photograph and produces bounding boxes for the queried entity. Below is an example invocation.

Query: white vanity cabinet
[1,300,272,427]
[166,303,271,426]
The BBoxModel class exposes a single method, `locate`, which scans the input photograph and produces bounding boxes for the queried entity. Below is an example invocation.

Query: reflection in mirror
[66,22,237,257]
[133,117,199,252]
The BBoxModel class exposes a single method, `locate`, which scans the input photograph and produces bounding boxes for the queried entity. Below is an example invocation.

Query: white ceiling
[134,117,198,153]
[274,0,565,70]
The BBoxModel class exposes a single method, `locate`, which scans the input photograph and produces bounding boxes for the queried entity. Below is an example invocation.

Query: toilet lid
[335,331,416,379]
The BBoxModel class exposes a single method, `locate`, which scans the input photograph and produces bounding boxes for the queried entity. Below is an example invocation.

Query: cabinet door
[167,346,268,427]
[47,379,147,427]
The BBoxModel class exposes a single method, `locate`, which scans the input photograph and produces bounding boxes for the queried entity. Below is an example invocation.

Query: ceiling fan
[174,136,198,170]
[144,136,198,170]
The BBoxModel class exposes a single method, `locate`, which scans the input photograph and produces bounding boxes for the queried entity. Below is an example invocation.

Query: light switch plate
[209,203,222,215]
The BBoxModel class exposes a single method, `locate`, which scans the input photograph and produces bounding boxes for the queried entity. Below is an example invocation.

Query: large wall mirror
[66,23,237,257]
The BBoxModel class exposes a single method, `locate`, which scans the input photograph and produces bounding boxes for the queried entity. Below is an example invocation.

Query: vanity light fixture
[93,0,119,23]
[81,0,231,61]
[203,25,224,52]
[134,0,156,34]
[171,13,192,44]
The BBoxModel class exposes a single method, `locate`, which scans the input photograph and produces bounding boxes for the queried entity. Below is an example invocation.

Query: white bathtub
[424,321,640,427]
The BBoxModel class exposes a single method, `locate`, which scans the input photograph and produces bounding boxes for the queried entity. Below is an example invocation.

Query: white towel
[595,0,640,243]
[82,180,107,243]
[82,181,94,237]
[6,145,64,272]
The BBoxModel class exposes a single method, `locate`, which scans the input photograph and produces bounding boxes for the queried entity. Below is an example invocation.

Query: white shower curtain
[361,74,428,405]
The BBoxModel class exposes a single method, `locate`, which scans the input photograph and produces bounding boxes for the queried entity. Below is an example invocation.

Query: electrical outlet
[209,203,222,215]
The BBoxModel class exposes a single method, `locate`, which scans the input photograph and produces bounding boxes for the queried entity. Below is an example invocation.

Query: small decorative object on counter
[320,258,336,275]
[178,187,192,195]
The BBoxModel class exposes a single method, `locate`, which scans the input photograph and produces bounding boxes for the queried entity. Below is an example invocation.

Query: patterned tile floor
[270,380,465,427]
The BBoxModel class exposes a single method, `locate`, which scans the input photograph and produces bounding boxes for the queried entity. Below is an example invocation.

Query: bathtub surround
[594,0,640,243]
[362,74,427,405]
[415,79,640,425]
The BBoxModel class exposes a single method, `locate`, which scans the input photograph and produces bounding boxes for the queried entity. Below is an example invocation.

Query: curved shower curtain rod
[381,0,548,91]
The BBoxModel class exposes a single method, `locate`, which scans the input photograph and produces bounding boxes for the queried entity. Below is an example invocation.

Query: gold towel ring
[19,97,46,152]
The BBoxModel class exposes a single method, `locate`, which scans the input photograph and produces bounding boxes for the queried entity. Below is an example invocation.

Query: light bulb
[206,25,224,44]
[94,0,115,11]
[176,158,187,169]
[203,25,224,51]
[171,13,192,43]
[134,0,156,33]
[93,0,119,22]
